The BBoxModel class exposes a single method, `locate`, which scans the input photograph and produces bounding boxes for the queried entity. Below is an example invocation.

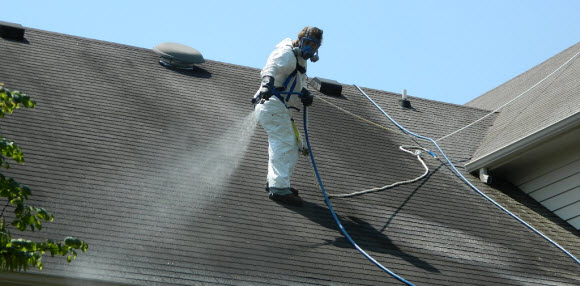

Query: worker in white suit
[253,26,323,206]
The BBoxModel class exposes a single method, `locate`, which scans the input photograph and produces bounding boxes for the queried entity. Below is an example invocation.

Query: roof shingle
[0,27,578,285]
[465,42,580,164]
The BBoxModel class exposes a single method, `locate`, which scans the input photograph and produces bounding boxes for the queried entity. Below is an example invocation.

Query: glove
[259,76,275,101]
[300,88,314,106]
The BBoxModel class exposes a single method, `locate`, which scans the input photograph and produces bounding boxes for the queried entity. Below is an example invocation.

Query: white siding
[526,173,579,200]
[518,160,580,192]
[541,186,580,211]
[516,158,580,229]
[554,201,580,220]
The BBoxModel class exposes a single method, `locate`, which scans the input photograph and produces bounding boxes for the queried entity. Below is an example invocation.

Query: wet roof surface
[0,28,578,285]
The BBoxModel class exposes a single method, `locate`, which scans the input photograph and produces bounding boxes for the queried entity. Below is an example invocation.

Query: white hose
[328,146,432,198]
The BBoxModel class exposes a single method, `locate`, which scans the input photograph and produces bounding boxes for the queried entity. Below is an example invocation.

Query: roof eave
[465,112,580,172]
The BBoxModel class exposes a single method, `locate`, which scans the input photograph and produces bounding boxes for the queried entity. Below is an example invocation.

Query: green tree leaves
[0,138,24,168]
[0,83,35,118]
[0,230,89,272]
[0,83,88,272]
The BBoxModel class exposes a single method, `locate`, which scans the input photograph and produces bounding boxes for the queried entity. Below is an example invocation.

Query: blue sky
[3,0,579,105]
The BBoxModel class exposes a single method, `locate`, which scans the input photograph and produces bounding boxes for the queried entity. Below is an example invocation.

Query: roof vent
[153,42,205,69]
[399,89,411,108]
[310,77,342,96]
[0,21,25,41]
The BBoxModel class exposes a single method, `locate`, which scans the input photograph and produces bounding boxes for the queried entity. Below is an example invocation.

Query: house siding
[518,158,580,229]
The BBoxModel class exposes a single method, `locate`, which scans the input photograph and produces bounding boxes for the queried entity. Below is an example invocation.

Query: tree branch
[1,199,9,218]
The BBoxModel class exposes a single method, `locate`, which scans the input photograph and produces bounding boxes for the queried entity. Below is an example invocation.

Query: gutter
[465,112,580,172]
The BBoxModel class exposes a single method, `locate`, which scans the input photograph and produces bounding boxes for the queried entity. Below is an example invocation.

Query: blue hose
[354,85,580,265]
[302,106,416,286]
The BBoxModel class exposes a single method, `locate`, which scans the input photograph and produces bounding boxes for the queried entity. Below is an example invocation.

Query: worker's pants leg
[256,98,298,195]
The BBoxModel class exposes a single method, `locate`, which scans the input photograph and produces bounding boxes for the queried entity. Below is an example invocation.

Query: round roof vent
[153,42,205,69]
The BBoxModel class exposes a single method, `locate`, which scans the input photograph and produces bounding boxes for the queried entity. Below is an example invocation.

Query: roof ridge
[464,41,580,107]
[353,84,494,113]
[25,26,263,74]
[25,26,152,52]
[25,26,492,111]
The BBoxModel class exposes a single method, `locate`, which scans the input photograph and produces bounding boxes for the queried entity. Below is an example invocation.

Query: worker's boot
[265,183,298,195]
[269,192,303,206]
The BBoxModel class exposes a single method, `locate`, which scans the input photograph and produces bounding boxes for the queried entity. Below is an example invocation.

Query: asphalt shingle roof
[464,42,580,163]
[1,27,579,285]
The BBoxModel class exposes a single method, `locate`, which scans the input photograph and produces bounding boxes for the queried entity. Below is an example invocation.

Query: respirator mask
[298,28,321,62]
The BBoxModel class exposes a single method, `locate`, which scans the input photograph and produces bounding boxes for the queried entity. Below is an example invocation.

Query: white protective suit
[255,38,308,195]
